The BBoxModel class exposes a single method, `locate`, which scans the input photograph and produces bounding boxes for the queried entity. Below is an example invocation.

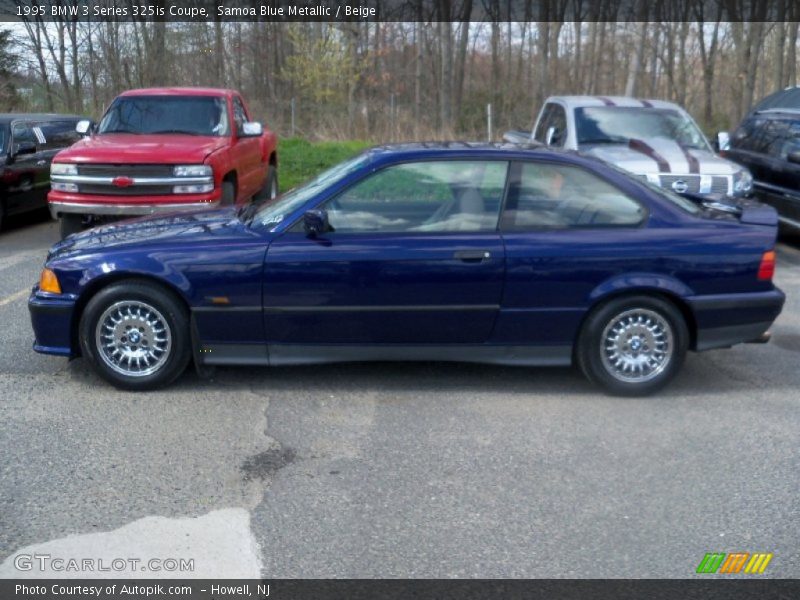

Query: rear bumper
[28,288,78,357]
[686,289,785,351]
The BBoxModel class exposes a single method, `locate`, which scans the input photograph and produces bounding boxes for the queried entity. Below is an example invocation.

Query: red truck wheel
[60,215,83,239]
[221,181,236,206]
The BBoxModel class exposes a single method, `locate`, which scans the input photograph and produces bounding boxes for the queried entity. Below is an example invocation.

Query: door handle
[454,250,492,262]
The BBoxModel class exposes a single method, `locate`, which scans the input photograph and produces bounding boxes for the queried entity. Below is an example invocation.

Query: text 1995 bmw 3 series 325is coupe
[29,143,785,395]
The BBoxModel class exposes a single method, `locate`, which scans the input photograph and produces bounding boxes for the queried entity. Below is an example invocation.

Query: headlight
[39,268,61,294]
[733,170,753,195]
[51,163,77,176]
[174,165,212,177]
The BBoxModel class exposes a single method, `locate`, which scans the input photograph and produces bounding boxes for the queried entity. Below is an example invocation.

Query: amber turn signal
[39,268,62,294]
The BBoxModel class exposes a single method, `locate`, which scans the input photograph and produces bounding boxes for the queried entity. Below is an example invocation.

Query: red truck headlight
[173,165,212,177]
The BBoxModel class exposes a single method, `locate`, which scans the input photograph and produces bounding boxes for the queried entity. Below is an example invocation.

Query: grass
[278,138,371,190]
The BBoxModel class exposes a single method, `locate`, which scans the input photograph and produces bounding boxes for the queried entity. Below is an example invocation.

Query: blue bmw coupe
[29,143,785,395]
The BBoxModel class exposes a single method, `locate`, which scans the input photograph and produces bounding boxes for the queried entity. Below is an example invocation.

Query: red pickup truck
[49,87,278,238]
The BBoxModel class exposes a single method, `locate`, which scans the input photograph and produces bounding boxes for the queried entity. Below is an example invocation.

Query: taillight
[757,250,776,281]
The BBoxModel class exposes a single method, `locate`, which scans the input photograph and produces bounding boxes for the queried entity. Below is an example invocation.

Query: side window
[777,119,800,160]
[534,104,567,146]
[732,118,766,153]
[550,105,567,147]
[11,122,37,149]
[233,97,248,133]
[501,162,645,229]
[315,161,508,234]
[37,121,81,151]
[534,105,556,143]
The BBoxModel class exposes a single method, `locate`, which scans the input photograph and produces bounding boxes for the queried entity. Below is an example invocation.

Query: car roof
[362,141,597,165]
[546,96,683,111]
[0,113,84,124]
[118,87,237,98]
[752,86,800,113]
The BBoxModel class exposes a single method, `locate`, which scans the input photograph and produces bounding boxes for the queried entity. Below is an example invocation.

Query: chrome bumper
[49,200,221,218]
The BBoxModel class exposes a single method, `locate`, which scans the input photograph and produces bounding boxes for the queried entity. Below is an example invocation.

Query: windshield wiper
[102,128,141,134]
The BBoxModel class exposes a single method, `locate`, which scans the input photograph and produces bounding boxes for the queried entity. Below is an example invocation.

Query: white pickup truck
[505,95,753,198]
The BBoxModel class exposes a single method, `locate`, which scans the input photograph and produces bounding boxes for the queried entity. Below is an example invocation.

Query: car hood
[582,139,742,176]
[48,209,258,260]
[54,133,228,164]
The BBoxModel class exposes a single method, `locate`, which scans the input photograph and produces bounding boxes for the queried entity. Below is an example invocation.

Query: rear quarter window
[501,162,646,229]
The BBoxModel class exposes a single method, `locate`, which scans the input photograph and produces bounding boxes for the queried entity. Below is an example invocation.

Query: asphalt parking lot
[0,212,799,578]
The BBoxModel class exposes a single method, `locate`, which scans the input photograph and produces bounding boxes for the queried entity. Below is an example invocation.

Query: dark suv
[724,107,800,231]
[1,113,85,230]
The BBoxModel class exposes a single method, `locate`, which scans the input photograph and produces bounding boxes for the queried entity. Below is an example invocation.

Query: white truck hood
[582,138,741,176]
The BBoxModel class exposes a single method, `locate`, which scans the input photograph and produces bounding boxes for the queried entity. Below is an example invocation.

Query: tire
[0,203,5,231]
[221,181,236,206]
[79,280,191,391]
[60,214,83,239]
[253,166,278,204]
[576,295,689,397]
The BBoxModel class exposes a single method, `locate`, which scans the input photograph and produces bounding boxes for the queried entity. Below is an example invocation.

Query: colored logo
[112,176,134,188]
[696,552,773,574]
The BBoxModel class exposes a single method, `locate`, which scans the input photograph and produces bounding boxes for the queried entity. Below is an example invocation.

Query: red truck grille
[77,164,175,178]
[79,184,174,196]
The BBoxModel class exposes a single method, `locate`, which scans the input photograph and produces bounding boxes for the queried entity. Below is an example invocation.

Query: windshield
[98,96,230,136]
[253,154,371,229]
[575,107,709,150]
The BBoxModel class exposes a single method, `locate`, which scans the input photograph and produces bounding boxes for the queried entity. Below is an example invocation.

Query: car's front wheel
[79,280,191,391]
[577,295,688,396]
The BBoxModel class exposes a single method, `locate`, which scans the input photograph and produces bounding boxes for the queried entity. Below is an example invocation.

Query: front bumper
[28,288,78,357]
[49,198,221,218]
[686,289,785,351]
[48,186,223,218]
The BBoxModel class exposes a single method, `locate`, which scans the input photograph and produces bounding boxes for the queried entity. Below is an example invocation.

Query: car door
[263,159,509,347]
[493,160,649,350]
[230,95,263,199]
[4,121,49,216]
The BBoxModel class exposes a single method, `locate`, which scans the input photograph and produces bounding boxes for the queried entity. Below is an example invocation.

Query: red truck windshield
[97,96,230,137]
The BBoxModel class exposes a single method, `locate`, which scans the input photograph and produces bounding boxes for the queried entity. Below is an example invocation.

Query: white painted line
[0,288,29,307]
[0,508,262,579]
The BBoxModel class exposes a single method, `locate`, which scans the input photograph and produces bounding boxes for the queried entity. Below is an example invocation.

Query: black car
[0,113,85,230]
[723,103,800,231]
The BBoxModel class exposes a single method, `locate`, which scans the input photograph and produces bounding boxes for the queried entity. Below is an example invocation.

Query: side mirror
[76,120,92,135]
[716,131,730,152]
[11,141,36,158]
[788,150,800,165]
[545,126,561,146]
[303,209,329,238]
[240,122,263,137]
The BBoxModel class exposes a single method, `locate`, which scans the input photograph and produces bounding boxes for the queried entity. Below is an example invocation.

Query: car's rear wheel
[577,295,688,396]
[59,214,83,239]
[79,280,191,391]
